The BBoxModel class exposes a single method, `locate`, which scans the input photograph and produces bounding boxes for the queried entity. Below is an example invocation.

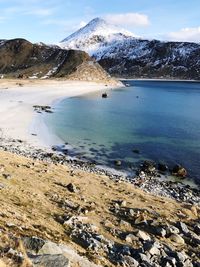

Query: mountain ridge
[59,18,200,80]
[0,38,116,83]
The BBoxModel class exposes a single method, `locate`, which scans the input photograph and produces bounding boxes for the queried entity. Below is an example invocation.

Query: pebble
[66,183,78,193]
[169,233,185,245]
[136,230,151,241]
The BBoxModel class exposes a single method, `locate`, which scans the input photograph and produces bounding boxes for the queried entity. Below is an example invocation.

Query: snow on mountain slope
[59,17,135,55]
[59,18,200,80]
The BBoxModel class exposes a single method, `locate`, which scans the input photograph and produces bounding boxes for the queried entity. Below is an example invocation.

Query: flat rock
[169,234,185,245]
[136,230,151,241]
[29,254,70,267]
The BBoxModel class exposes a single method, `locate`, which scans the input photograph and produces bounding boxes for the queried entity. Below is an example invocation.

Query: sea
[44,80,200,185]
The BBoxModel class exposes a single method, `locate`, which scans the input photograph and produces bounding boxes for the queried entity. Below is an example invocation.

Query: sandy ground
[0,79,119,148]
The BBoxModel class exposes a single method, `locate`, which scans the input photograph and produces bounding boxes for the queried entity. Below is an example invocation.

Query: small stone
[144,242,160,256]
[120,220,130,227]
[2,173,12,180]
[176,221,189,235]
[139,171,146,179]
[123,256,139,267]
[0,183,6,190]
[162,257,177,267]
[194,224,200,235]
[136,230,151,241]
[169,233,185,245]
[66,183,78,193]
[119,200,127,207]
[129,209,135,217]
[114,160,122,166]
[166,225,180,235]
[125,234,137,243]
[134,214,146,225]
[154,227,167,237]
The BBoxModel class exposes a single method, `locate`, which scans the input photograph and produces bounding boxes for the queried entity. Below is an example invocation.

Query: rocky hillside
[0,38,113,82]
[0,147,199,267]
[60,18,200,80]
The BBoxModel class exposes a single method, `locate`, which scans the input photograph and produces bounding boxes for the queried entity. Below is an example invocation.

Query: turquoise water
[45,81,200,183]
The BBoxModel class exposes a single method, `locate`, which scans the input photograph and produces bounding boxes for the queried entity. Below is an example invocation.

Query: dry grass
[0,150,199,266]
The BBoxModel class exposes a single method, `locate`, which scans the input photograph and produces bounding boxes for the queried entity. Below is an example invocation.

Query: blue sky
[0,0,199,43]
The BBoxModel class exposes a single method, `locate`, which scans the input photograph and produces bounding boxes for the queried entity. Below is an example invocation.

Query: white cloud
[104,13,150,27]
[167,27,200,43]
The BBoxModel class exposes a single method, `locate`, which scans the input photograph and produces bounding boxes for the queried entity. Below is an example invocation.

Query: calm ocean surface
[44,81,200,184]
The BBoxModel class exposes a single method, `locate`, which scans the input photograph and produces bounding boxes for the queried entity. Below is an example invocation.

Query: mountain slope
[0,38,115,82]
[60,18,200,80]
[60,17,135,56]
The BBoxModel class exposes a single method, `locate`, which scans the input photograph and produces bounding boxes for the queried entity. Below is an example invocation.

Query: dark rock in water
[114,160,122,166]
[141,160,156,174]
[132,149,140,154]
[29,254,70,267]
[172,164,187,178]
[102,92,108,98]
[158,162,168,172]
[66,183,78,193]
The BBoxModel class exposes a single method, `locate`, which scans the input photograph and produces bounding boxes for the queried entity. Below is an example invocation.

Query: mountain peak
[87,17,107,27]
[60,17,133,45]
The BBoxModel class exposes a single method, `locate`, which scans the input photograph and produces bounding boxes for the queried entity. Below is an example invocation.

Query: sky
[0,0,200,44]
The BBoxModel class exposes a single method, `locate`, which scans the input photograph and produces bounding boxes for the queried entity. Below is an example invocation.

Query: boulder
[172,164,187,178]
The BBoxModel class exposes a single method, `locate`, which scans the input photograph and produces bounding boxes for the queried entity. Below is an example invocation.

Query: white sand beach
[0,79,120,148]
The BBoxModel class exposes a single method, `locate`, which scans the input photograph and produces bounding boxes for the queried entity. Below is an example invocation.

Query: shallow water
[44,80,200,184]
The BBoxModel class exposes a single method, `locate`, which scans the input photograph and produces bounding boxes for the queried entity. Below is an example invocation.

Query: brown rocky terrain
[0,149,199,266]
[0,39,113,83]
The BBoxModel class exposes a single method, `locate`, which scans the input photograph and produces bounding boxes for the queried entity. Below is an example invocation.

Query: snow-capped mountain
[59,17,135,56]
[60,18,200,80]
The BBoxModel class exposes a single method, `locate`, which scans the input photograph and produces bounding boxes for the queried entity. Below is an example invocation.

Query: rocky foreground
[0,138,199,266]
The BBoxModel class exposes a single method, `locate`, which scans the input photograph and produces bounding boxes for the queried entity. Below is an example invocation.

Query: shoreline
[0,78,199,206]
[118,78,200,83]
[0,79,121,148]
[0,135,199,206]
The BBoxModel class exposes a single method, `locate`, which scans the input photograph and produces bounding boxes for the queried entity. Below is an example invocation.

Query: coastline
[0,79,121,148]
[0,78,199,205]
[0,79,199,266]
[118,78,200,83]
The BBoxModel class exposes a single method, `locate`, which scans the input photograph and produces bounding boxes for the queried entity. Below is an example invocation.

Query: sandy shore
[0,79,120,148]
